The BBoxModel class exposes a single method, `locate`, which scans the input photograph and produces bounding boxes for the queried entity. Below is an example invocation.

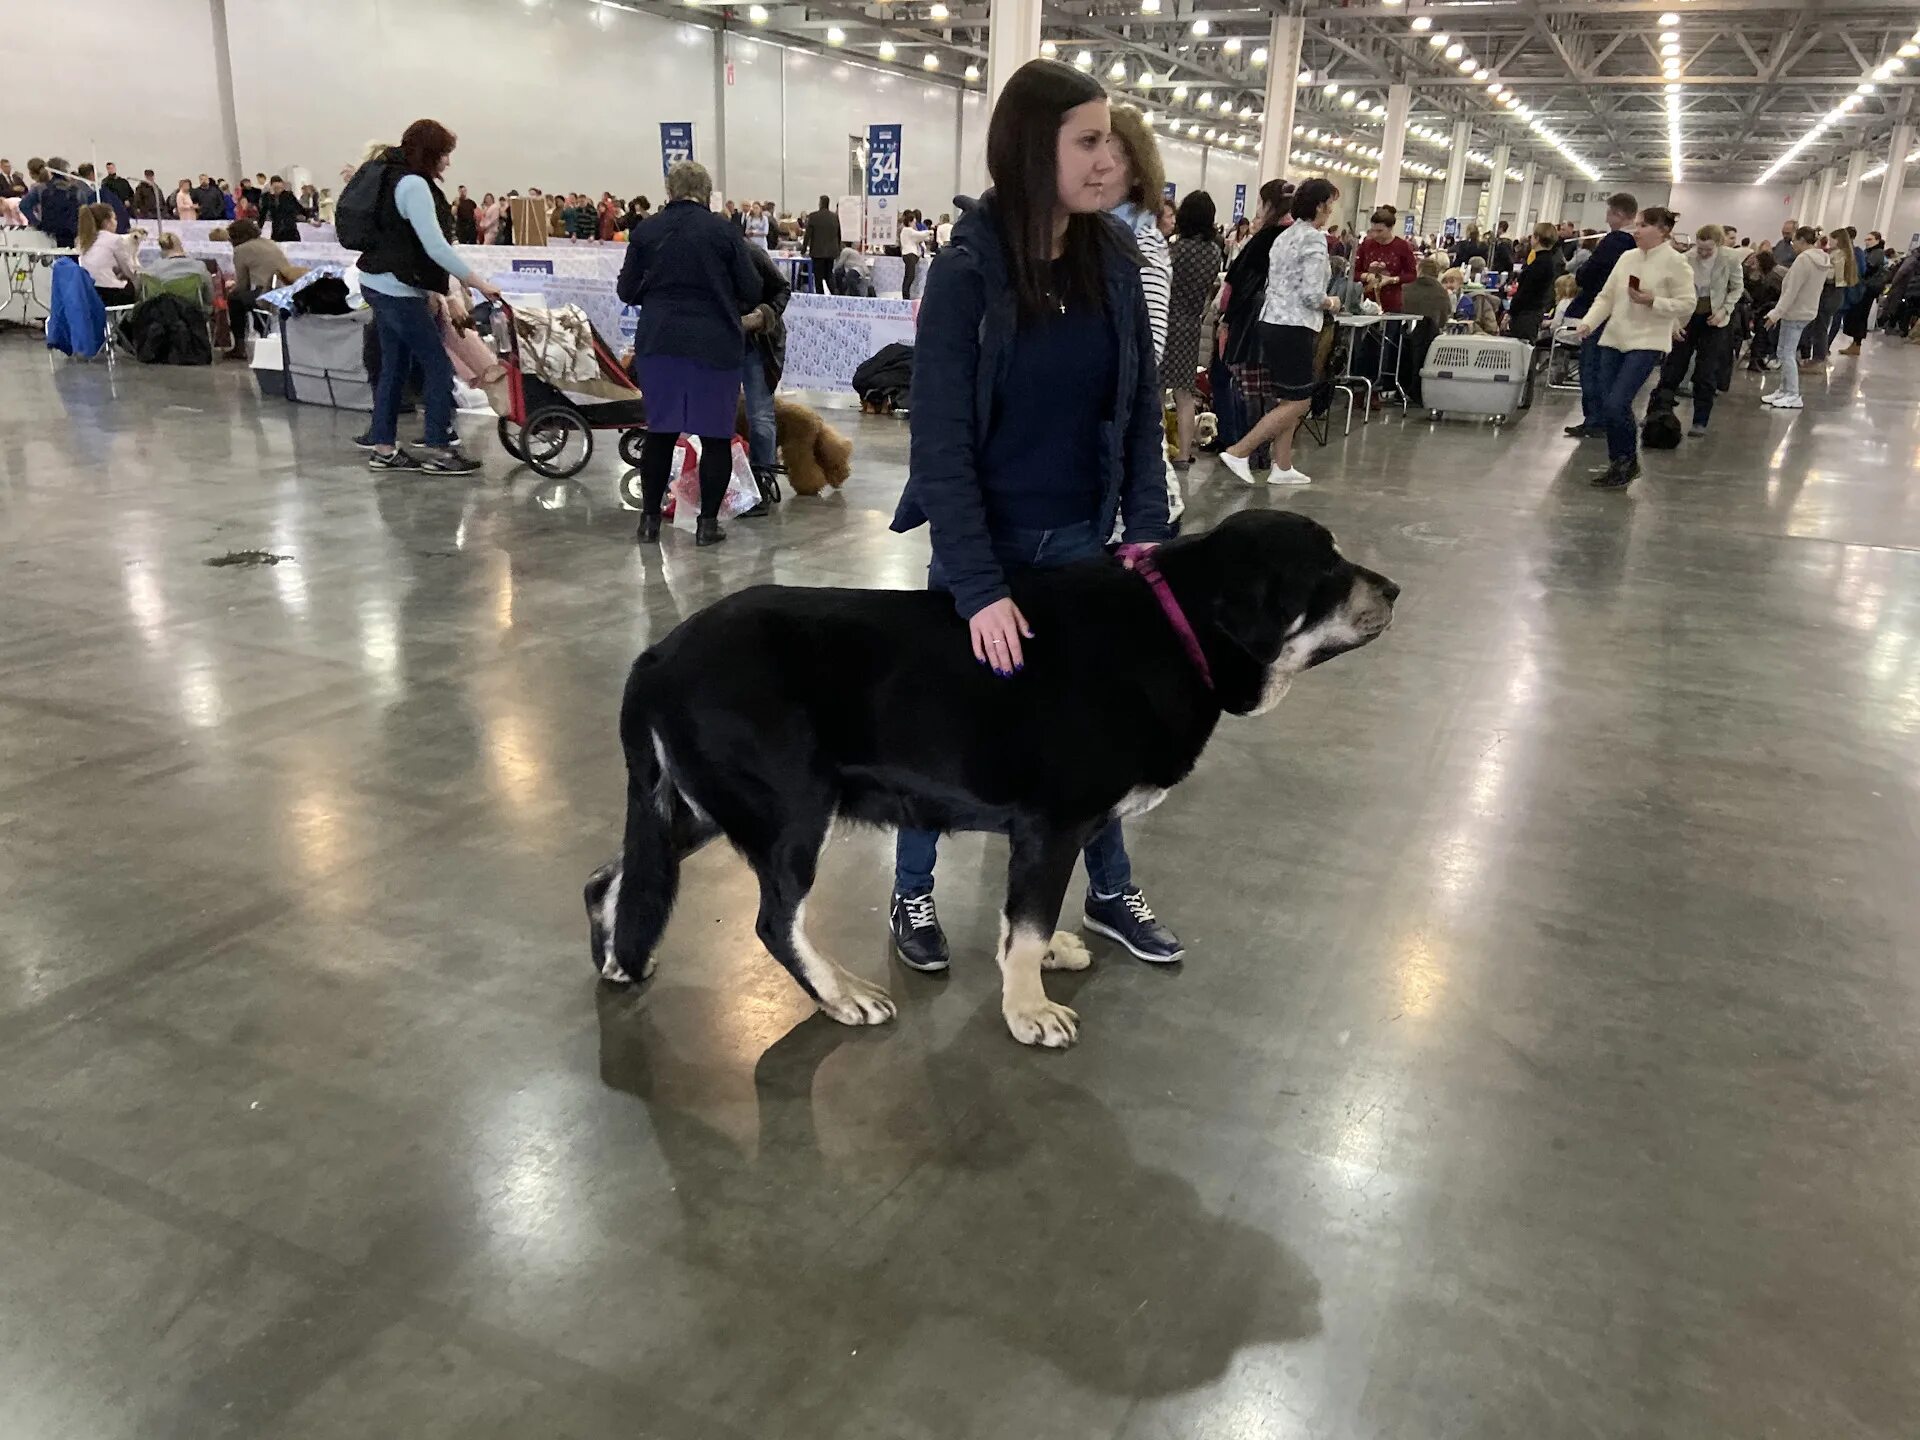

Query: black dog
[585,510,1398,1048]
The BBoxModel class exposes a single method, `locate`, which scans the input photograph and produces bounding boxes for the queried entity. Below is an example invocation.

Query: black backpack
[334,153,394,251]
[36,180,81,246]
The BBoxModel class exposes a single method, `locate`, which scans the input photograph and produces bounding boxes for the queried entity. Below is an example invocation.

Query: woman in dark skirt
[1163,191,1225,464]
[616,161,762,547]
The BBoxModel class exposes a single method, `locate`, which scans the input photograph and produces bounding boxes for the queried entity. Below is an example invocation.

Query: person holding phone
[1574,206,1694,488]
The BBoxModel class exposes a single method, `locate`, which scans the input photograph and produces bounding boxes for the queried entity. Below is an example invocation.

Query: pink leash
[1115,544,1214,692]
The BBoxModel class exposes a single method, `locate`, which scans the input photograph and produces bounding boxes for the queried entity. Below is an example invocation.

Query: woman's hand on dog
[970,598,1033,675]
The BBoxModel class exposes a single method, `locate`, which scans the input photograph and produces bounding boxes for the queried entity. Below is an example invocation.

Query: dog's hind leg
[999,822,1089,1048]
[748,818,897,1028]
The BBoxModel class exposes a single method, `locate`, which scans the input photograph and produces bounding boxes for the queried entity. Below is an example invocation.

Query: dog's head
[1188,511,1398,716]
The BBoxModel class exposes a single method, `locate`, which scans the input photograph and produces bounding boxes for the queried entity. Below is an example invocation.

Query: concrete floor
[3,336,1919,1440]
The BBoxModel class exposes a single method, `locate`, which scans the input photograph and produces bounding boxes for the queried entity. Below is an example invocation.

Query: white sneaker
[1218,452,1256,484]
[1768,393,1803,409]
[1266,466,1312,486]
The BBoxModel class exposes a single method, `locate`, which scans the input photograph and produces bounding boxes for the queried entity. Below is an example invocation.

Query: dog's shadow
[594,985,1322,1404]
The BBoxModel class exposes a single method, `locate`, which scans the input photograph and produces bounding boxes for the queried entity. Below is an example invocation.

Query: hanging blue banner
[1443,216,1461,241]
[660,122,694,178]
[867,124,902,197]
[1403,212,1416,238]
[1233,184,1247,223]
[1163,181,1177,203]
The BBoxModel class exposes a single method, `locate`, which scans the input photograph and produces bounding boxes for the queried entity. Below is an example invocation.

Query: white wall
[2,0,229,185]
[1,0,975,216]
[224,0,718,200]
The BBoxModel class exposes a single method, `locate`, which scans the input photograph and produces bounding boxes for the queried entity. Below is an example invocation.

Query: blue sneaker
[1083,887,1184,964]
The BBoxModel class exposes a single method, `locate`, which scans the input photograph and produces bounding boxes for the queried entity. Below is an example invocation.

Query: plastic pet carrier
[1420,333,1530,423]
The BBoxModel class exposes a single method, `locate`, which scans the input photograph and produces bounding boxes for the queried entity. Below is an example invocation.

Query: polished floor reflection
[4,338,1920,1438]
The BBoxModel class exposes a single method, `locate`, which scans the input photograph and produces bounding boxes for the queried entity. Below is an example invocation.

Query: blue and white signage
[659,122,694,178]
[1403,212,1416,238]
[867,123,902,198]
[864,123,902,250]
[1233,184,1247,223]
[1443,216,1461,241]
[1162,181,1177,203]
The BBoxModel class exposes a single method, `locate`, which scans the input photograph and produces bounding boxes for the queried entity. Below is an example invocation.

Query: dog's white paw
[1004,999,1079,1048]
[1043,932,1092,971]
[820,972,897,1027]
[601,957,632,984]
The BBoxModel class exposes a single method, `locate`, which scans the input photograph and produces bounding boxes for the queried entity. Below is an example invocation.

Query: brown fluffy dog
[735,396,853,497]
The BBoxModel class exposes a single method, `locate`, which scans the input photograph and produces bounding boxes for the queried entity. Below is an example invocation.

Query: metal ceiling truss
[611,0,1920,181]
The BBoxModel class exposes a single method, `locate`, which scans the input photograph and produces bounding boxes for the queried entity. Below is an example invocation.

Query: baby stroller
[490,298,648,480]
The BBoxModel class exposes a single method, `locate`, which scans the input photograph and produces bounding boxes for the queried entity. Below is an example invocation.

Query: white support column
[712,28,730,197]
[985,0,1042,110]
[1872,123,1914,241]
[1512,160,1537,234]
[1483,143,1510,229]
[1837,149,1870,229]
[1439,120,1471,226]
[1537,172,1559,228]
[1371,83,1410,211]
[1811,166,1836,229]
[1258,14,1304,183]
[207,0,243,183]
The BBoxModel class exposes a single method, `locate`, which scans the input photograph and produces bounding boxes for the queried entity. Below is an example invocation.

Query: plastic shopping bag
[664,436,761,526]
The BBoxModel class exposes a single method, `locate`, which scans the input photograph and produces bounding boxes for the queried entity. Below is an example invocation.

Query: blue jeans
[1577,324,1608,425]
[893,519,1133,899]
[741,351,776,473]
[1591,345,1663,463]
[1774,321,1807,397]
[366,290,454,448]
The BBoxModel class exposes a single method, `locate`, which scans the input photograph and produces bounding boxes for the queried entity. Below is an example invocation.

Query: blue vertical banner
[1232,184,1247,223]
[1162,181,1177,204]
[1402,212,1416,238]
[659,122,693,178]
[1442,216,1461,241]
[864,122,902,251]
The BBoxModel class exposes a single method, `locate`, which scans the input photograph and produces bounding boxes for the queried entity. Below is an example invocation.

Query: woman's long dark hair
[986,58,1113,324]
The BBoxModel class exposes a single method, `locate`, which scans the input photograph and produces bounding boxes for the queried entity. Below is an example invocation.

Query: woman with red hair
[356,118,503,474]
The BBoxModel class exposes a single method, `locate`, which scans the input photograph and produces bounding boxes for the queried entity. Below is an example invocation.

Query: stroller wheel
[497,416,526,461]
[524,405,593,480]
[619,469,648,509]
[499,417,570,467]
[617,428,649,469]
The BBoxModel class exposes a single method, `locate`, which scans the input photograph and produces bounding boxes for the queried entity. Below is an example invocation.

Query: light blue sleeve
[394,175,472,284]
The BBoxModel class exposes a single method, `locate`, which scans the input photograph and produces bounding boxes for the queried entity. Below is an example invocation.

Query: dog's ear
[1212,576,1296,662]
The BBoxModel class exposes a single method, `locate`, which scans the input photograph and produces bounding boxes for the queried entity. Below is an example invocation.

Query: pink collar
[1116,544,1213,691]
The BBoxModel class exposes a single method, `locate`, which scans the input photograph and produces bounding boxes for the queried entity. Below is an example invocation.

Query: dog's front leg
[1000,823,1088,1048]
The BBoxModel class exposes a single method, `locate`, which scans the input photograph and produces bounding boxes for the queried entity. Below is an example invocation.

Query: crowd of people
[10,78,1913,503]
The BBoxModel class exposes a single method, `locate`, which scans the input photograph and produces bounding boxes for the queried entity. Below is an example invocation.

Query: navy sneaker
[890,891,950,972]
[1083,887,1184,963]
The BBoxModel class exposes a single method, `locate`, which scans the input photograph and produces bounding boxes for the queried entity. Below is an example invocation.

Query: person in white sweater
[1575,206,1696,488]
[1760,226,1829,410]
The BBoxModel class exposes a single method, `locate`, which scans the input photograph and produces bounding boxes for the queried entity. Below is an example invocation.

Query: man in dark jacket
[132,169,163,219]
[739,243,792,503]
[74,164,130,232]
[1490,219,1514,274]
[100,163,135,211]
[1563,191,1638,438]
[803,196,842,294]
[263,176,304,242]
[192,174,223,220]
